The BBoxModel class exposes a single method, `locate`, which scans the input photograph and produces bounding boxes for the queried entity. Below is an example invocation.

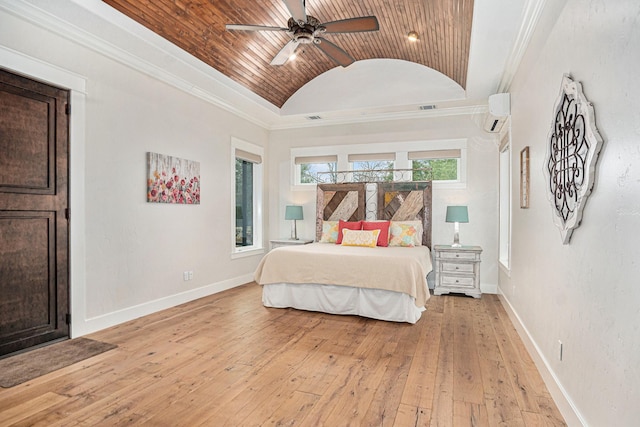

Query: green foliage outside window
[412,159,458,181]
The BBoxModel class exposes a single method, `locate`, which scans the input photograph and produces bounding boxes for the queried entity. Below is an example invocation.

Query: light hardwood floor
[0,284,565,426]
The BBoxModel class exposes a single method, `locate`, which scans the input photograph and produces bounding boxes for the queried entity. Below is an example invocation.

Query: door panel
[0,68,69,357]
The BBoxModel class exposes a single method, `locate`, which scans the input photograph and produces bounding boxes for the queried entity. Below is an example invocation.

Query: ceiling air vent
[419,105,436,110]
[306,115,322,120]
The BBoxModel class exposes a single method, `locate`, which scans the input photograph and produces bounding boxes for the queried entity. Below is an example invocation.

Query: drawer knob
[456,254,459,257]
[455,266,459,270]
[455,280,459,283]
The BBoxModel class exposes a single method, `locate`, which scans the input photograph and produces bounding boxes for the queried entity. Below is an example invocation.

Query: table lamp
[285,205,303,240]
[446,205,469,247]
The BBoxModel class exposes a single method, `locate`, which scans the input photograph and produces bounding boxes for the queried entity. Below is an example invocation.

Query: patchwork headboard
[315,183,366,241]
[377,181,432,249]
[315,181,433,249]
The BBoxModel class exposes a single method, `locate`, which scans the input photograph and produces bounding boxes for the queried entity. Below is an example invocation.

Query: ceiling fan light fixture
[407,31,419,42]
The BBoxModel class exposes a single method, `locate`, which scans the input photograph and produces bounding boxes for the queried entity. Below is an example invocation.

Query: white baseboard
[481,282,498,294]
[497,288,585,426]
[72,274,254,337]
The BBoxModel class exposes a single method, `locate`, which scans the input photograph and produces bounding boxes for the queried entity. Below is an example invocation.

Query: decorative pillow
[389,221,423,247]
[336,220,363,244]
[362,221,391,247]
[319,221,339,243]
[340,229,380,248]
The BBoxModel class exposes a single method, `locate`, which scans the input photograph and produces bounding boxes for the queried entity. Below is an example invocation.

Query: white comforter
[254,243,432,307]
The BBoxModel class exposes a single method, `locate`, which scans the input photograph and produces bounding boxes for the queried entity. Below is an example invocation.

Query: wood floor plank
[0,392,67,426]
[400,309,442,409]
[430,296,455,426]
[453,297,485,404]
[393,403,431,426]
[485,296,542,414]
[453,399,490,427]
[0,286,565,426]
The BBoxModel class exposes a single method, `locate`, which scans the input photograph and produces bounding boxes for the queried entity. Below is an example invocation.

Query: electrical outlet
[188,271,193,280]
[558,340,563,361]
[183,271,189,281]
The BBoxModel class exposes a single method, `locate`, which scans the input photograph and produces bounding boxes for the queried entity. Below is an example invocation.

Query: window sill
[498,258,511,276]
[231,247,265,259]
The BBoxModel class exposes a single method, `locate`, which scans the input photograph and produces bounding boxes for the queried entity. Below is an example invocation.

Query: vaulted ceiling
[102,0,474,109]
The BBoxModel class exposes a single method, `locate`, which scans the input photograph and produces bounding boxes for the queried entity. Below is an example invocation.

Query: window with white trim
[232,139,263,255]
[499,135,511,269]
[409,149,461,181]
[295,155,338,184]
[291,139,467,188]
[348,153,395,182]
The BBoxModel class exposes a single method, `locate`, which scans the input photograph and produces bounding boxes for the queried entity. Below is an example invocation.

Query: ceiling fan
[225,0,379,67]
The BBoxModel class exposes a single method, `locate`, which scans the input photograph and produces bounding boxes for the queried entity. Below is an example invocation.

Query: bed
[254,181,433,323]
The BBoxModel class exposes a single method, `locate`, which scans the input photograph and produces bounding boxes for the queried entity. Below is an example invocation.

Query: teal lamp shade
[285,205,303,220]
[285,205,303,240]
[445,206,469,223]
[445,205,468,247]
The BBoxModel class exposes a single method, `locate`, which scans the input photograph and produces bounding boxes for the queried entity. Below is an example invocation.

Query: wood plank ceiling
[102,0,474,109]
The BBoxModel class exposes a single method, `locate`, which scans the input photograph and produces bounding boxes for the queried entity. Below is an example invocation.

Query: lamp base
[290,219,299,240]
[451,222,461,247]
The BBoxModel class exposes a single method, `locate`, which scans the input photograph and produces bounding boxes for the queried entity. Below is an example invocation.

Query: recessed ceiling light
[407,31,419,42]
[289,52,297,61]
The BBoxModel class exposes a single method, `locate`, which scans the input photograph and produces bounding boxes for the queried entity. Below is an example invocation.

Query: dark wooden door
[0,68,70,357]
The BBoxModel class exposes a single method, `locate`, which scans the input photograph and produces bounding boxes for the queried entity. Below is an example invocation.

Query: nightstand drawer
[441,262,474,273]
[440,251,478,261]
[433,245,482,298]
[441,275,475,288]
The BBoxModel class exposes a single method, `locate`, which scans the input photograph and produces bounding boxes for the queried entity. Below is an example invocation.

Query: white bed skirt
[262,283,425,324]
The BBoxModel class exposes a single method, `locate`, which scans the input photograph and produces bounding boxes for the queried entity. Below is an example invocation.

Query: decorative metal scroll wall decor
[544,75,603,244]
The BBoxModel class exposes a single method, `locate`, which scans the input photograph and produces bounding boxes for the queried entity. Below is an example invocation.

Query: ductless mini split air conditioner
[483,93,510,133]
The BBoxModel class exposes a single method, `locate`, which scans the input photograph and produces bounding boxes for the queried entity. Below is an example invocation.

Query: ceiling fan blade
[282,0,306,23]
[271,40,299,66]
[322,16,380,33]
[315,38,355,67]
[226,24,288,32]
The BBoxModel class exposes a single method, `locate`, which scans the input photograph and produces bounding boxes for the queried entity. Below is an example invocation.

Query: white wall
[269,114,500,292]
[0,5,269,335]
[503,0,640,425]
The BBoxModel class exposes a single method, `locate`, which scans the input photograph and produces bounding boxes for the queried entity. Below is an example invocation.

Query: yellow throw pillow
[340,229,380,248]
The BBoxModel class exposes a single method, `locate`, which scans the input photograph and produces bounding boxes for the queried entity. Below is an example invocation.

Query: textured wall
[505,0,640,424]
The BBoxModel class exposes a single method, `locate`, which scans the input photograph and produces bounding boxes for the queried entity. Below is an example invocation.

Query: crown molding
[270,104,489,130]
[497,0,548,93]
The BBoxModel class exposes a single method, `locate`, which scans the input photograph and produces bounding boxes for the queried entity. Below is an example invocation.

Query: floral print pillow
[319,221,339,243]
[389,221,423,247]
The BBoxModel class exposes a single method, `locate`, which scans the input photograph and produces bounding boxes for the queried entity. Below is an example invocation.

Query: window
[235,158,253,247]
[295,155,338,184]
[290,139,467,188]
[348,153,395,182]
[409,149,461,181]
[499,136,511,269]
[232,139,263,256]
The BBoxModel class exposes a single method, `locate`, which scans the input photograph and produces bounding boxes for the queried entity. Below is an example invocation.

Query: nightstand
[433,245,482,298]
[269,238,314,250]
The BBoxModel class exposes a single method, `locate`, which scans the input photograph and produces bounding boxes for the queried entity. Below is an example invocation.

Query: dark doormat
[0,337,117,388]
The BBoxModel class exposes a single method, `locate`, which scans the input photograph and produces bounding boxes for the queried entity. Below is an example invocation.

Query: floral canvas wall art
[147,152,200,204]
